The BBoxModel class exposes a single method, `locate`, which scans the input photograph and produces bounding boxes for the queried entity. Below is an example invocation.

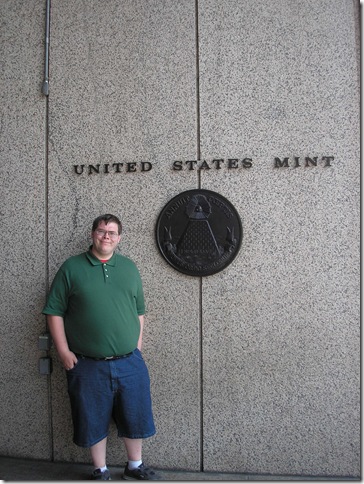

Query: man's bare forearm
[137,315,144,351]
[47,315,77,369]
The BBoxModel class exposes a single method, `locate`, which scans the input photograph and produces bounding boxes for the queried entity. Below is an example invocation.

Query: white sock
[95,465,108,472]
[128,460,142,470]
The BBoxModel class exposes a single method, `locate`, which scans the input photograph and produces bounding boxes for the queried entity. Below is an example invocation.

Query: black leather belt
[75,352,133,361]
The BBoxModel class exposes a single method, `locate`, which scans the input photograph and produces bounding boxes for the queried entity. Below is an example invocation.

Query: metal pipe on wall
[42,0,50,95]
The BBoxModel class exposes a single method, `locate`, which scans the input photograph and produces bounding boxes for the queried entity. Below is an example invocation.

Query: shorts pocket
[133,348,144,361]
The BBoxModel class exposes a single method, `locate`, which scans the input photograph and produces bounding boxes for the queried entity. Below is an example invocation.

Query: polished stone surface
[0,0,51,460]
[198,0,360,476]
[0,0,360,478]
[47,0,201,471]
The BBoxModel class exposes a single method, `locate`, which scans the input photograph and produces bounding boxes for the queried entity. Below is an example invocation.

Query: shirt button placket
[104,264,109,283]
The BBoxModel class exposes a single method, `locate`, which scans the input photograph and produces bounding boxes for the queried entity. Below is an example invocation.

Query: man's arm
[137,315,144,351]
[47,315,78,370]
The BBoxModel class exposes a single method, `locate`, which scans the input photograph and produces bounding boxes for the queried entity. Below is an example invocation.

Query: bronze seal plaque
[156,189,242,276]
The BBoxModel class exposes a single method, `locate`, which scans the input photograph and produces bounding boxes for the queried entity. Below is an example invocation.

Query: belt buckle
[104,356,114,360]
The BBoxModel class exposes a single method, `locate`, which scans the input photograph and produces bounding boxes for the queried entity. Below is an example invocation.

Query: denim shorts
[66,348,156,447]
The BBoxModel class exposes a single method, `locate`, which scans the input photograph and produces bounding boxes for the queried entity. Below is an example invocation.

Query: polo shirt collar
[86,246,117,266]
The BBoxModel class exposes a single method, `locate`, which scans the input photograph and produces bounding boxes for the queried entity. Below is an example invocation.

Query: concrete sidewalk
[0,457,358,481]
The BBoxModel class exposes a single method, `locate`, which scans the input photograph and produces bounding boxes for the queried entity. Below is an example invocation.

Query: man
[43,214,159,480]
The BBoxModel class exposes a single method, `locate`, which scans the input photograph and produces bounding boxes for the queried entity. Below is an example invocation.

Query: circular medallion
[156,189,242,276]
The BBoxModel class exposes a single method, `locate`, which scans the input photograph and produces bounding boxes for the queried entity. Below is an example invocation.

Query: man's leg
[90,437,108,468]
[122,438,159,480]
[123,437,142,461]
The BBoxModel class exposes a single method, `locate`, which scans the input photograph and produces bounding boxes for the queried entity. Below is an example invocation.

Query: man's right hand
[59,350,78,371]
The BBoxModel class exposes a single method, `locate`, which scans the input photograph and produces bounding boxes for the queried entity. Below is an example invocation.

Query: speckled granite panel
[3,0,357,475]
[47,0,201,470]
[198,0,359,477]
[0,0,50,459]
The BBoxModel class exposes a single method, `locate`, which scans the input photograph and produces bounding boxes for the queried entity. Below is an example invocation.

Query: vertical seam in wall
[43,2,53,460]
[45,96,54,462]
[199,276,203,472]
[44,51,50,327]
[352,0,360,91]
[195,0,201,189]
[195,0,204,473]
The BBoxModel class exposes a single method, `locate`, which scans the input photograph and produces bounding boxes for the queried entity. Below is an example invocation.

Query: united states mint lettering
[73,155,334,176]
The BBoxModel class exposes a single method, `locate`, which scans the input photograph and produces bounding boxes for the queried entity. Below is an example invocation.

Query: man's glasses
[94,229,119,239]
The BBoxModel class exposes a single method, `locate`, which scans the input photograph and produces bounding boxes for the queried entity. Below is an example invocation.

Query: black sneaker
[122,463,160,480]
[92,468,111,480]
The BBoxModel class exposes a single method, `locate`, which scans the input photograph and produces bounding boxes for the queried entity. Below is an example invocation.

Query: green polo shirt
[42,249,145,358]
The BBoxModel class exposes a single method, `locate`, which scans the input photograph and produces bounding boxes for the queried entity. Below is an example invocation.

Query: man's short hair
[92,214,122,235]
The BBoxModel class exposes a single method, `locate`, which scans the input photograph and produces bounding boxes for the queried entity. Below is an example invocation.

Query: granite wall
[0,0,360,478]
[1,0,51,460]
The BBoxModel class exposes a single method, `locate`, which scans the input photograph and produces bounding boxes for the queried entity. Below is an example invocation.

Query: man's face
[91,221,121,259]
